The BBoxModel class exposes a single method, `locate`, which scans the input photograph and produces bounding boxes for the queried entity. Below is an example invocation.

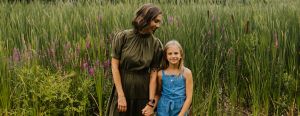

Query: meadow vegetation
[0,0,299,115]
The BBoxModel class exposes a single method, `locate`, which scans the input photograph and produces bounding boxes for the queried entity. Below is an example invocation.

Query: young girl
[156,40,193,116]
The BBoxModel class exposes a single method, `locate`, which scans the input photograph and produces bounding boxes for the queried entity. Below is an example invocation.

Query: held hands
[142,104,154,116]
[117,96,127,112]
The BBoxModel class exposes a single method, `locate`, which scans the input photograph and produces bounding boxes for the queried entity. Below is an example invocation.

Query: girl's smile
[166,45,182,66]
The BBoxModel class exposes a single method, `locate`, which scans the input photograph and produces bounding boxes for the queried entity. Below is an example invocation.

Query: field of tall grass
[0,0,299,115]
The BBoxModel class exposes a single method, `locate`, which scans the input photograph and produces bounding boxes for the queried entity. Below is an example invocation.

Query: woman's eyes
[154,20,161,24]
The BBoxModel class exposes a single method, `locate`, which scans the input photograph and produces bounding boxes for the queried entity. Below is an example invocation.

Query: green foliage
[0,0,299,115]
[9,65,93,115]
[0,42,10,116]
[0,0,286,5]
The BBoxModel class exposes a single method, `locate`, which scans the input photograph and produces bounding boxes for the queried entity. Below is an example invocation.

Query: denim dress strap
[162,70,166,78]
[179,67,185,78]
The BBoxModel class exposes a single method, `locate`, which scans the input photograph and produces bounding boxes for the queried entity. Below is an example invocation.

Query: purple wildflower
[95,60,100,67]
[168,16,174,24]
[102,59,111,70]
[88,67,95,76]
[13,48,20,62]
[82,61,89,70]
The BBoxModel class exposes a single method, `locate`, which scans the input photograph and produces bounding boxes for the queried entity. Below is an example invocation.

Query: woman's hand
[142,104,154,116]
[111,58,127,112]
[117,96,127,112]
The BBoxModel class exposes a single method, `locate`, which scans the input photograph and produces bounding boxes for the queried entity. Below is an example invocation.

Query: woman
[107,3,163,116]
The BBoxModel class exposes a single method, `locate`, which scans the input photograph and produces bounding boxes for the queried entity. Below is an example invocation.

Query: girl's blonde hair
[162,40,184,70]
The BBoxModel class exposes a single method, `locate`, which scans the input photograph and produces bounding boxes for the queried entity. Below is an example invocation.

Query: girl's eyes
[167,52,179,55]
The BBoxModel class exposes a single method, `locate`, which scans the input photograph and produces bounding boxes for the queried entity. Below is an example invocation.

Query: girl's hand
[117,96,127,112]
[142,105,154,116]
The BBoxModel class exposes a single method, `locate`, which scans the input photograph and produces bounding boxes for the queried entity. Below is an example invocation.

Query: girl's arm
[178,68,193,116]
[111,58,127,112]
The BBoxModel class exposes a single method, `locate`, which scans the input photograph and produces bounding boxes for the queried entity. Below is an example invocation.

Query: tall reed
[0,0,299,115]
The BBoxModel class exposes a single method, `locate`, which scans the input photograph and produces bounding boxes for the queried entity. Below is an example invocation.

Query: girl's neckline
[163,67,185,77]
[163,70,181,77]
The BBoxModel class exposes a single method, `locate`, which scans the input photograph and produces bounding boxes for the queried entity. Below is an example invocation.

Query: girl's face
[144,14,163,34]
[166,45,182,66]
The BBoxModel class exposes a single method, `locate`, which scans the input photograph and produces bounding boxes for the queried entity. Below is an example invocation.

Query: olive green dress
[106,29,163,116]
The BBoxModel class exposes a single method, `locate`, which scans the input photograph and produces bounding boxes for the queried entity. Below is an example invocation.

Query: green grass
[1,0,300,115]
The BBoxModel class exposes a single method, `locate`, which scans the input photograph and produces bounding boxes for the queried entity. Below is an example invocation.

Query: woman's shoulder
[115,29,133,36]
[123,29,134,34]
[151,36,163,49]
[112,29,134,42]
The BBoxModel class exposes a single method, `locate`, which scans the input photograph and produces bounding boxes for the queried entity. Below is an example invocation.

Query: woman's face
[144,14,163,34]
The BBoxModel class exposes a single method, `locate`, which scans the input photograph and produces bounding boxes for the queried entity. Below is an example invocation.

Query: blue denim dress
[157,70,187,116]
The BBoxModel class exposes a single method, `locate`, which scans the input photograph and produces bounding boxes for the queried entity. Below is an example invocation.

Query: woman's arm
[111,58,127,112]
[153,70,162,108]
[142,70,162,115]
[149,70,158,104]
[142,70,158,115]
[155,70,163,106]
[178,69,193,116]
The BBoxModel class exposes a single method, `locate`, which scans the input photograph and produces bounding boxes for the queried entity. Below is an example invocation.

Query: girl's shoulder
[182,67,192,79]
[157,70,163,77]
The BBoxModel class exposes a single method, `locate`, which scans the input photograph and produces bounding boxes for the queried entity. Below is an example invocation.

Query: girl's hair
[162,40,184,70]
[132,3,162,32]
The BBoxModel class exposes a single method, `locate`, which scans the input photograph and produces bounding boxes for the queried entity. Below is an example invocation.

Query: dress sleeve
[111,31,126,59]
[150,38,164,71]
